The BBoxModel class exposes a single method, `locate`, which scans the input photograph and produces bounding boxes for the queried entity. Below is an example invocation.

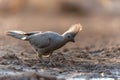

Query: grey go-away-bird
[7,24,82,65]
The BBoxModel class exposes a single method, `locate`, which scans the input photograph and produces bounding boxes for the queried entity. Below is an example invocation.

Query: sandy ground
[0,14,120,80]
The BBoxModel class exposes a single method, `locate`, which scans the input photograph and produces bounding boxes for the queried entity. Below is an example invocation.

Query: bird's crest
[63,23,82,37]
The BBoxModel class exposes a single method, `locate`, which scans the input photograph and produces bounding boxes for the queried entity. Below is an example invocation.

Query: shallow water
[65,73,120,80]
[0,67,120,80]
[0,69,22,76]
[67,78,116,80]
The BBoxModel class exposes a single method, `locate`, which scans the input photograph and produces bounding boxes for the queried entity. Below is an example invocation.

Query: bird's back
[28,31,65,54]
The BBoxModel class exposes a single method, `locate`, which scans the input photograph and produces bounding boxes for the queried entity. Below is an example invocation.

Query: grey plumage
[7,23,82,65]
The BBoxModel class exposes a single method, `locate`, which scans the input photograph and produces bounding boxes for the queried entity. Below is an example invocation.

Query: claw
[40,60,47,66]
[48,61,56,67]
[48,56,56,67]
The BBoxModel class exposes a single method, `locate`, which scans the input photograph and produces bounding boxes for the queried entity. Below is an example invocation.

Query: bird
[7,23,82,65]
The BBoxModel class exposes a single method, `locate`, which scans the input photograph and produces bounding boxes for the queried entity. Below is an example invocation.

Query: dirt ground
[0,14,120,80]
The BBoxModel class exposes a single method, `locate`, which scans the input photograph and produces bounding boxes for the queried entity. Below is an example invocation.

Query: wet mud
[0,15,120,80]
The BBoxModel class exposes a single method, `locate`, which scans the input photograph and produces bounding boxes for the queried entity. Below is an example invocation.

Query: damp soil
[0,35,120,80]
[0,15,120,80]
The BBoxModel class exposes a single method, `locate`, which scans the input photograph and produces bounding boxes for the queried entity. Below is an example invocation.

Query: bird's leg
[48,53,56,66]
[32,48,39,60]
[48,53,52,63]
[35,52,39,59]
[35,52,40,59]
[37,53,47,65]
[33,48,47,65]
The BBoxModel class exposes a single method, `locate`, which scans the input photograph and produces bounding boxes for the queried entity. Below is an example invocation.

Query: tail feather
[7,30,28,40]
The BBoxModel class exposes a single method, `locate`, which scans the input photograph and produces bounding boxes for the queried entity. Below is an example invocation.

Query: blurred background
[0,1,120,79]
[0,0,120,48]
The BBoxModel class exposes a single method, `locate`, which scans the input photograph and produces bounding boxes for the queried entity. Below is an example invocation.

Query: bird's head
[62,23,82,43]
[64,33,75,42]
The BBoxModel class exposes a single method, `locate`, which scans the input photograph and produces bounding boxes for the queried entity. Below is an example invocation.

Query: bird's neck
[62,34,69,44]
[62,31,67,37]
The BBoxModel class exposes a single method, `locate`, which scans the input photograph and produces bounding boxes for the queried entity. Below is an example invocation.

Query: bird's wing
[29,33,51,48]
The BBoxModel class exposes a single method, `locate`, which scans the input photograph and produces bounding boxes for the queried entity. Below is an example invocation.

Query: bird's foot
[59,53,66,60]
[48,60,56,67]
[38,57,56,67]
[39,59,56,67]
[35,53,39,60]
[38,59,48,66]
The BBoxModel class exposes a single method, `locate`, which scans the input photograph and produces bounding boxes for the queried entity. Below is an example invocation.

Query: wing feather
[29,33,51,48]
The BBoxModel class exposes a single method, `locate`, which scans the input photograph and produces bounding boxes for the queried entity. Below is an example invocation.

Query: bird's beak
[71,39,75,43]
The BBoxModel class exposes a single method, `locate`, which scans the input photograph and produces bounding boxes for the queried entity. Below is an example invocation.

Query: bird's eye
[68,36,70,38]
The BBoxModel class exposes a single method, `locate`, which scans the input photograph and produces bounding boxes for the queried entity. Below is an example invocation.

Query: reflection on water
[0,69,22,76]
[67,78,118,80]
[68,78,113,80]
[0,69,120,80]
[63,72,120,80]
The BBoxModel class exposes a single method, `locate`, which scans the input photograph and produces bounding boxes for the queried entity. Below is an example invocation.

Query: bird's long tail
[7,30,29,40]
